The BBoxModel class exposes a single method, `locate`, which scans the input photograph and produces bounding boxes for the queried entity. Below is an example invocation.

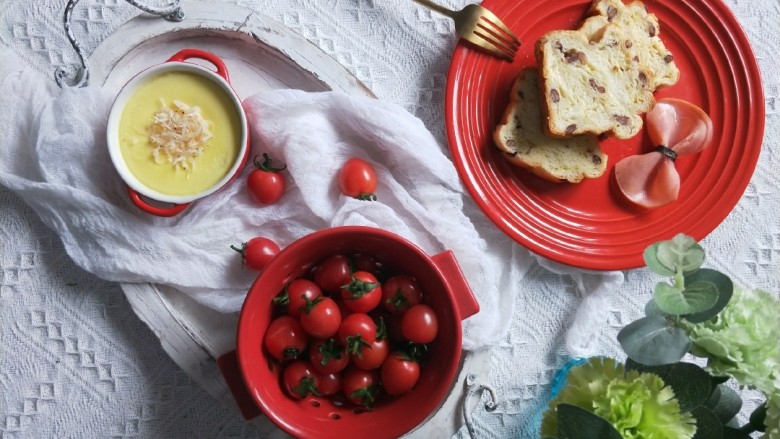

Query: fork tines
[475,16,521,61]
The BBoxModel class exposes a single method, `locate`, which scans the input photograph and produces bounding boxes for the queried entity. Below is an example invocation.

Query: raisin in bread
[494,68,606,183]
[582,0,679,88]
[535,20,656,139]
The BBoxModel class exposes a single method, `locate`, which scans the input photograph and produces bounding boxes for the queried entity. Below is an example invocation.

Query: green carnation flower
[683,287,780,394]
[541,357,696,439]
[766,393,780,439]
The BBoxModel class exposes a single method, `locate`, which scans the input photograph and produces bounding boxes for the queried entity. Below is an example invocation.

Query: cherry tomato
[351,253,380,275]
[338,313,377,356]
[352,337,389,371]
[273,279,323,318]
[340,271,382,313]
[282,360,321,399]
[381,351,420,396]
[342,366,380,407]
[401,304,438,344]
[309,338,349,374]
[317,372,342,397]
[231,237,280,271]
[264,316,309,361]
[247,153,286,205]
[299,296,342,338]
[338,158,377,200]
[314,254,353,293]
[382,274,423,315]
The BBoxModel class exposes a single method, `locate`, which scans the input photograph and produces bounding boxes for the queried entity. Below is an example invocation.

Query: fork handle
[411,0,456,18]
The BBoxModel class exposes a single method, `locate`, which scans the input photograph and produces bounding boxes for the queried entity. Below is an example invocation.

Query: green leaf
[644,243,676,276]
[617,315,691,366]
[683,269,734,323]
[722,426,751,439]
[625,360,712,412]
[654,281,718,315]
[748,403,767,432]
[556,404,623,439]
[691,405,724,439]
[644,298,670,318]
[658,234,706,273]
[705,384,742,424]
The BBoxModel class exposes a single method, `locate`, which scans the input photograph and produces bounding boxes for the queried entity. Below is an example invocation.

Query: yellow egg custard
[118,70,242,196]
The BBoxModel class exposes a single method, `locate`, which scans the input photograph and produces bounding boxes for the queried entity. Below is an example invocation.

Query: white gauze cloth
[0,48,621,352]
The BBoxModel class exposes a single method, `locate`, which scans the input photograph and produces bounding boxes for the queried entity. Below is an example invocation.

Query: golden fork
[412,0,521,61]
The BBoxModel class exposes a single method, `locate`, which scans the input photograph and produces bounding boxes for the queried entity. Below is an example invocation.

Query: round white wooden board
[90,2,491,437]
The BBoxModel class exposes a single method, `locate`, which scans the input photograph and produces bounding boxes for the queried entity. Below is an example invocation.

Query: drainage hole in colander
[329,413,341,420]
[309,400,320,408]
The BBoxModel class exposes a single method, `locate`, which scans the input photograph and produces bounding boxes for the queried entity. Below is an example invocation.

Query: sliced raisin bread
[535,20,656,139]
[494,68,606,183]
[582,0,679,88]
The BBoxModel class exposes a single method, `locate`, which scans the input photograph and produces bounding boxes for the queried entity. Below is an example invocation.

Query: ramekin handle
[166,48,230,83]
[128,187,190,217]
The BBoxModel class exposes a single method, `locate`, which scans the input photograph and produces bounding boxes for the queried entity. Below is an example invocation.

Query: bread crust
[584,0,680,88]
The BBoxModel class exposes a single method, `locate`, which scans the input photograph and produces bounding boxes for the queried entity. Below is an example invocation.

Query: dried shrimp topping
[147,99,213,171]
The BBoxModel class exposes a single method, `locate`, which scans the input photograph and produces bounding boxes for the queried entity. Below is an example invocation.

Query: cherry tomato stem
[253,153,287,172]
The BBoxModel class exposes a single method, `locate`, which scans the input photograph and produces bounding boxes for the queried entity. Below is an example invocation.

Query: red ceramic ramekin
[229,226,479,438]
[106,49,249,217]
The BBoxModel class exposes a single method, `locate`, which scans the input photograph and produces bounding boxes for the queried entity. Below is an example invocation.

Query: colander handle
[431,250,479,319]
[216,350,262,420]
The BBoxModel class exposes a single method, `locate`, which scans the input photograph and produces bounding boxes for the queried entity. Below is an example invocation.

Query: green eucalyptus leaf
[710,374,731,385]
[654,281,718,315]
[617,315,691,366]
[624,360,712,412]
[644,243,676,276]
[656,234,706,274]
[556,404,623,439]
[644,298,670,317]
[749,403,767,432]
[691,405,724,439]
[705,384,742,424]
[683,269,734,323]
[722,426,751,439]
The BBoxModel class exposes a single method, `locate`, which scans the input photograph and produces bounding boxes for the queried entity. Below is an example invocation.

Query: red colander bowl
[234,226,479,438]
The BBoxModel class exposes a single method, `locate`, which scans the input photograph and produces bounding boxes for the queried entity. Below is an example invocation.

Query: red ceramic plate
[446,0,764,270]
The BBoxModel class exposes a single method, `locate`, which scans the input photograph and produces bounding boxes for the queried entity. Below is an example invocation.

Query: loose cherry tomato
[340,271,382,313]
[231,237,280,271]
[401,304,438,344]
[299,296,342,338]
[381,351,420,396]
[342,366,380,407]
[382,274,423,315]
[317,372,342,397]
[309,338,349,374]
[247,153,286,205]
[338,158,377,200]
[282,361,320,399]
[338,313,377,356]
[273,279,323,318]
[314,254,353,293]
[264,316,309,361]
